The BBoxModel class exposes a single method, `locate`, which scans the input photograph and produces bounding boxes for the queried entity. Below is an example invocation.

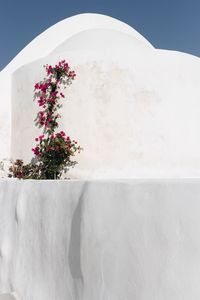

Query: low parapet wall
[0,179,200,300]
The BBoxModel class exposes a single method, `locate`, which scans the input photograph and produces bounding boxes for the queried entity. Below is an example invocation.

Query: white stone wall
[1,180,200,300]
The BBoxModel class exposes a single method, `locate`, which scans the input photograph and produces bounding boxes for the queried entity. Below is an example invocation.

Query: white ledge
[0,179,200,299]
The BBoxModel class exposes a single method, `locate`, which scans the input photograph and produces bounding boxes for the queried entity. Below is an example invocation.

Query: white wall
[11,28,200,178]
[1,14,200,178]
[1,180,200,300]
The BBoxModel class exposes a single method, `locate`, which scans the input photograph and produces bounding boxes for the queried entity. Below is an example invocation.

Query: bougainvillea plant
[9,60,81,179]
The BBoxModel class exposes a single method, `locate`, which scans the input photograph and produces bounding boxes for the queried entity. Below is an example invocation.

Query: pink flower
[60,131,66,136]
[32,146,40,156]
[46,65,53,75]
[51,91,58,98]
[68,71,76,79]
[34,83,39,89]
[39,135,44,141]
[38,97,46,107]
[38,82,50,93]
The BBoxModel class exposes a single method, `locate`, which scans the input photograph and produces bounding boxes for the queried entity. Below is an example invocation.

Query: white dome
[2,13,153,74]
[0,13,153,161]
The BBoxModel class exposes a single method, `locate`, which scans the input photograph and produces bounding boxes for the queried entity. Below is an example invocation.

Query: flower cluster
[31,60,81,179]
[9,60,81,180]
[34,60,76,134]
[32,131,81,158]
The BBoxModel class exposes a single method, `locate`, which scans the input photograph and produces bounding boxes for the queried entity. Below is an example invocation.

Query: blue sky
[0,0,200,70]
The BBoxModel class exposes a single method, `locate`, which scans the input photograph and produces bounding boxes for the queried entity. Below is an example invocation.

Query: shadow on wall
[0,294,17,300]
[68,187,85,299]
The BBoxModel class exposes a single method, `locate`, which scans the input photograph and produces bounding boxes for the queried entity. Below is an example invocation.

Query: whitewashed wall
[1,13,200,178]
[1,180,200,300]
[11,28,200,178]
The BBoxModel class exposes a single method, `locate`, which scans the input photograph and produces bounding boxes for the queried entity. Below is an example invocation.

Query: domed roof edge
[2,13,153,74]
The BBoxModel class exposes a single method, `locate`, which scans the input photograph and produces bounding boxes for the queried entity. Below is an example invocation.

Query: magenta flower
[39,135,44,141]
[31,59,81,179]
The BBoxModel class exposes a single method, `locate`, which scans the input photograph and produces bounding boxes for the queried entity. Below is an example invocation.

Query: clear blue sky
[0,0,200,70]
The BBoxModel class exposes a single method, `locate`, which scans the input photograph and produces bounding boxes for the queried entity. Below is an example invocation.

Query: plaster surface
[0,294,17,300]
[0,180,200,300]
[1,13,200,178]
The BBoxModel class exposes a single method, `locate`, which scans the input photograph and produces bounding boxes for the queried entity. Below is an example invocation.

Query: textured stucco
[1,180,200,300]
[0,294,17,300]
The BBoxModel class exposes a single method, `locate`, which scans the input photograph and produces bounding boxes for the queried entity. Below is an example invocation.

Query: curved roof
[2,13,153,74]
[50,28,152,57]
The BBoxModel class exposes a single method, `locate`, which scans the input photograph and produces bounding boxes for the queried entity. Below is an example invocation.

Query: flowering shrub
[9,60,81,179]
[9,159,41,180]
